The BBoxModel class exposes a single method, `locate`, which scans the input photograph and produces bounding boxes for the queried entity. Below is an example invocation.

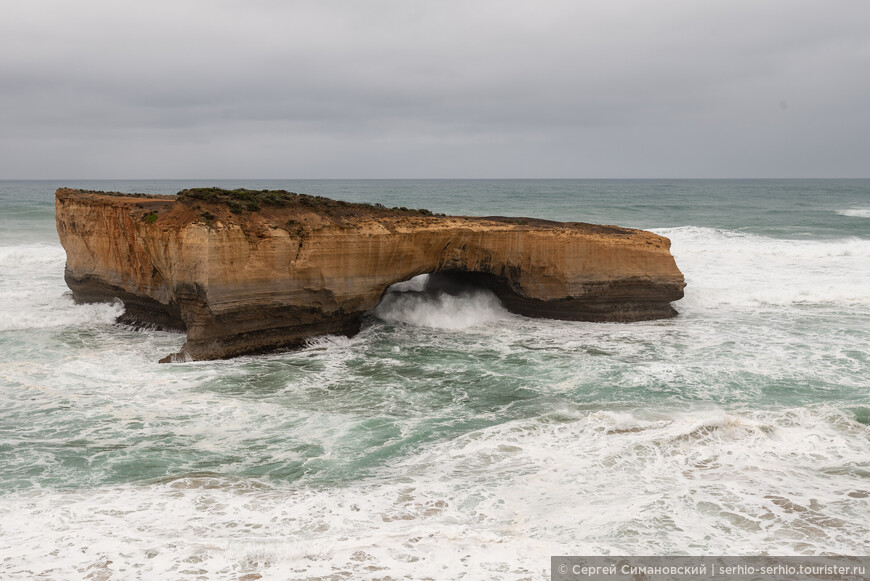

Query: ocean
[1,179,868,579]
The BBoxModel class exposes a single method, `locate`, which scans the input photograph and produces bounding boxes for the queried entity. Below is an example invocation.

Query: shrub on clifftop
[176,188,440,217]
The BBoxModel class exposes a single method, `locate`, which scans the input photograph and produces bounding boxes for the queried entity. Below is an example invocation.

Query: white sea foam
[372,285,509,329]
[381,405,870,554]
[0,243,124,331]
[0,242,65,265]
[0,293,125,332]
[837,207,870,218]
[303,334,353,349]
[658,227,870,312]
[0,406,866,579]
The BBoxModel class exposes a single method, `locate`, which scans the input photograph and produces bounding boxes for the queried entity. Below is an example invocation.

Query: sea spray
[372,274,510,329]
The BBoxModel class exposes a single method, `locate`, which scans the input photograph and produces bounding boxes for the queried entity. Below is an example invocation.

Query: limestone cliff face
[56,188,686,361]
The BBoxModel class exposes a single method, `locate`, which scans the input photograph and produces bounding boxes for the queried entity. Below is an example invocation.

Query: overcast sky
[1,0,868,178]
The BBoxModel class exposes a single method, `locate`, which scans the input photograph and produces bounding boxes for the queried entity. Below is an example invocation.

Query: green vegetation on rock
[176,188,440,216]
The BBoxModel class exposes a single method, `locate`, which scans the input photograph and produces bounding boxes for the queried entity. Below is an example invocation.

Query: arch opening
[371,271,512,330]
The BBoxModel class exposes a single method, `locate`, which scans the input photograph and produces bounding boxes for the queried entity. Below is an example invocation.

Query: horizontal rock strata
[55,188,686,362]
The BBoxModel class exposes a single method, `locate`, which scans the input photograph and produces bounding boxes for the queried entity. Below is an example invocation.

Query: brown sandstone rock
[55,188,686,362]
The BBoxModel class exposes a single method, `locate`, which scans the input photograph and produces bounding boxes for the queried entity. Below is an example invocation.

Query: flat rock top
[55,187,649,240]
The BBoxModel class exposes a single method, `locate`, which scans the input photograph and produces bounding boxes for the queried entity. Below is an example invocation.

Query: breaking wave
[658,227,870,311]
[837,207,870,218]
[372,274,509,329]
[0,243,124,331]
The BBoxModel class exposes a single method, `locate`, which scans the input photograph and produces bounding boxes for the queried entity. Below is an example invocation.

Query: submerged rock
[55,187,686,362]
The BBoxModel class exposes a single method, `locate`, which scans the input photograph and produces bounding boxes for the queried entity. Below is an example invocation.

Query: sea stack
[55,188,686,362]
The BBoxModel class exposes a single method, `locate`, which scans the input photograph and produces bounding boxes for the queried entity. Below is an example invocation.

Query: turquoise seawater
[1,180,868,579]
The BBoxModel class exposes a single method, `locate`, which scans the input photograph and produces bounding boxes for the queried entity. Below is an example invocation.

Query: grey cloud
[1,0,868,177]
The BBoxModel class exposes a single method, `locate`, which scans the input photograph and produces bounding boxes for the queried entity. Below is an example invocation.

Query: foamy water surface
[1,180,868,579]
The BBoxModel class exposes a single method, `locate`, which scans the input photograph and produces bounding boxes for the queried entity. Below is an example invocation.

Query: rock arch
[56,189,686,361]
